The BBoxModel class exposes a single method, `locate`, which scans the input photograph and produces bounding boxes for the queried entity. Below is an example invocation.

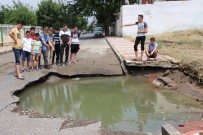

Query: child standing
[69,26,80,64]
[52,27,61,65]
[48,27,54,67]
[31,33,42,70]
[21,31,33,72]
[40,27,54,69]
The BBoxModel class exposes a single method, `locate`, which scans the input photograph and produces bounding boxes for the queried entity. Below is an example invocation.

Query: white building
[115,0,203,37]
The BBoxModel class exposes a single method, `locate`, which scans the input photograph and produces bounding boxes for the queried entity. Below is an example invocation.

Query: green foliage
[36,0,61,27]
[73,0,135,35]
[0,0,37,25]
[36,0,88,29]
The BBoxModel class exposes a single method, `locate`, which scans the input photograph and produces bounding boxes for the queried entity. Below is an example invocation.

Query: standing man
[122,14,148,61]
[40,27,54,69]
[59,24,71,66]
[69,26,80,64]
[9,22,24,80]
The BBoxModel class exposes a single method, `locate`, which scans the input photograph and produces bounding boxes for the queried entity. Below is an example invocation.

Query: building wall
[116,0,203,37]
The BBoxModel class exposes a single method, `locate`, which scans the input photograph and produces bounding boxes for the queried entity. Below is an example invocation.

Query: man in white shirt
[122,14,148,61]
[59,24,72,66]
[21,30,33,72]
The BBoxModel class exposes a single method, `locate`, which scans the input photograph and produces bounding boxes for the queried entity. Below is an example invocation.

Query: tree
[36,0,61,27]
[73,0,138,35]
[74,0,129,36]
[36,0,88,29]
[0,1,37,25]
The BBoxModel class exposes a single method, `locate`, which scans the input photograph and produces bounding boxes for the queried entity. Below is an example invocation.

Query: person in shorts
[9,21,24,80]
[21,30,33,72]
[69,26,80,64]
[31,33,42,70]
[145,37,158,61]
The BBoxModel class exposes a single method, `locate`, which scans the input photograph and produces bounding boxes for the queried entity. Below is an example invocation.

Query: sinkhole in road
[17,76,203,134]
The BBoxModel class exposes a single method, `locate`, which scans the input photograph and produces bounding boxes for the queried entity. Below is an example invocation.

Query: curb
[162,124,182,135]
[0,48,13,55]
[106,38,129,75]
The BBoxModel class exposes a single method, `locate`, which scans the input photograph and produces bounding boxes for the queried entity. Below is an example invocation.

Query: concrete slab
[106,37,180,69]
[161,124,182,135]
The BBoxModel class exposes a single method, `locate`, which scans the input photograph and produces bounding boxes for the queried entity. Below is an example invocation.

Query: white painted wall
[116,0,203,37]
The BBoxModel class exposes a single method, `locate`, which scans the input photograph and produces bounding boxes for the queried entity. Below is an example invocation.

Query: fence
[0,24,42,46]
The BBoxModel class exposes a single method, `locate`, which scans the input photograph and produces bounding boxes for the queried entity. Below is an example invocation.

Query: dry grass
[124,29,203,78]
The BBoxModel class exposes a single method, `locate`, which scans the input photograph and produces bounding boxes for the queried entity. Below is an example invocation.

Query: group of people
[9,14,157,80]
[122,14,158,61]
[9,23,80,80]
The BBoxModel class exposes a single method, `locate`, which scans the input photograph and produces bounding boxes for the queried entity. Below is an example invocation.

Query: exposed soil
[128,66,203,103]
[100,129,148,135]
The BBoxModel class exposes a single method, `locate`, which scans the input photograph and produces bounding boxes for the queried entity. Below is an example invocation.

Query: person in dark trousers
[40,27,55,69]
[59,24,71,66]
[122,14,148,61]
[52,27,61,65]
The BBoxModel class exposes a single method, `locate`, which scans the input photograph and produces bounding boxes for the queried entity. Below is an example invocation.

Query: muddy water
[18,76,203,134]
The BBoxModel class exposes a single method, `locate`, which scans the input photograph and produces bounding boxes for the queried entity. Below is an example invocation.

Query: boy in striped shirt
[31,33,42,70]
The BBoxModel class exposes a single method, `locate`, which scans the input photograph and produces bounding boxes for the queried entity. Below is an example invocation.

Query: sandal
[15,74,24,77]
[17,75,25,80]
[132,58,138,61]
[139,58,143,61]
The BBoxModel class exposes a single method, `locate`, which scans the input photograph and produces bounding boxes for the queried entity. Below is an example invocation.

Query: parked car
[93,27,104,37]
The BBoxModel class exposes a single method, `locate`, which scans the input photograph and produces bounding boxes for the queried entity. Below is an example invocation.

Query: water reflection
[18,76,203,134]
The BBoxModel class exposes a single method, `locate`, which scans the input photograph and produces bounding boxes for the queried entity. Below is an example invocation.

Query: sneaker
[45,65,50,69]
[58,63,63,66]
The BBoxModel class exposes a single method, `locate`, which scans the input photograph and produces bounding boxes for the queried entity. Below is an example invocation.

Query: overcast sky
[0,0,41,8]
[0,0,94,24]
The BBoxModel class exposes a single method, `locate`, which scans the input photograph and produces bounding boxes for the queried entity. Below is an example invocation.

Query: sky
[0,0,41,8]
[0,0,94,25]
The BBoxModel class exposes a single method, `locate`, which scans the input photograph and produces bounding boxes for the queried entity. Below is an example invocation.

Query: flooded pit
[17,76,203,134]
